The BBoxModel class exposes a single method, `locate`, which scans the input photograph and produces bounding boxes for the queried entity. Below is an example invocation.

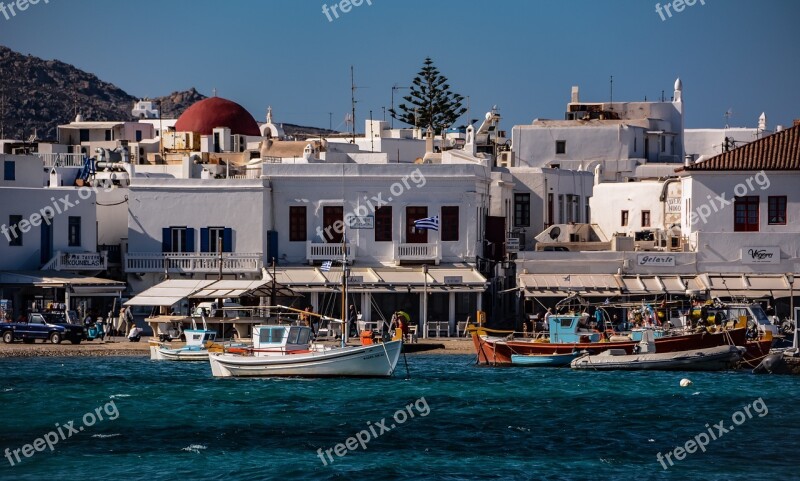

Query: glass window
[287,327,301,344]
[734,196,759,232]
[641,210,651,227]
[514,193,530,227]
[555,140,566,155]
[289,206,307,242]
[68,217,81,246]
[621,210,629,226]
[768,196,787,225]
[375,206,392,242]
[441,206,459,241]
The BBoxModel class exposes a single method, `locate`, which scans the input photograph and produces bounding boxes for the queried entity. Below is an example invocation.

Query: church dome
[174,97,261,136]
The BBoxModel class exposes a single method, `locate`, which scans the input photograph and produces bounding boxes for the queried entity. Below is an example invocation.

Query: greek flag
[413,215,439,231]
[320,260,333,272]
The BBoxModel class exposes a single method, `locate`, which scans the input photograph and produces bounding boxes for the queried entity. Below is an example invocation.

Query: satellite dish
[549,226,561,240]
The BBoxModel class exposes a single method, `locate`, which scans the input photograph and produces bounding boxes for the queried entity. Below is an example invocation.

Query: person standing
[347,304,358,337]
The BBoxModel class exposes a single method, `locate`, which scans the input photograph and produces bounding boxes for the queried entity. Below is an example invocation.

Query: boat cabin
[184,329,217,349]
[252,325,313,355]
[691,302,777,336]
[549,315,601,343]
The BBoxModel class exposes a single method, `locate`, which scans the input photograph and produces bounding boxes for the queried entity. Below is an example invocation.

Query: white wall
[590,181,671,237]
[127,179,266,255]
[0,154,42,188]
[0,186,97,269]
[264,163,490,264]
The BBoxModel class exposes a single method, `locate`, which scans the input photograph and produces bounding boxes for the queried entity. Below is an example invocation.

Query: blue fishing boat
[510,351,582,367]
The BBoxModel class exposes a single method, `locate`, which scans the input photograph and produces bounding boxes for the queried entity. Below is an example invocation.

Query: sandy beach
[0,337,476,358]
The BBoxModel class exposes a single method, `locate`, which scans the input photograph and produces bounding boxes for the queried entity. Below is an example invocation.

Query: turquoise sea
[0,354,798,480]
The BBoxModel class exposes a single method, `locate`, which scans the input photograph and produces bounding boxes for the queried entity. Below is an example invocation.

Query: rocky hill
[0,46,335,141]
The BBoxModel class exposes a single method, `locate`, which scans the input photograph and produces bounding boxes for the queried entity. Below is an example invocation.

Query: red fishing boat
[471,312,751,366]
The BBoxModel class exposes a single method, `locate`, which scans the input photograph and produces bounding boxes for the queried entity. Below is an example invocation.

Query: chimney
[571,86,580,103]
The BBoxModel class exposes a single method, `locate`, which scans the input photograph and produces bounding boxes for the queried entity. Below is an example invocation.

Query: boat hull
[149,341,213,361]
[208,340,403,378]
[473,328,748,365]
[510,353,580,367]
[570,345,744,371]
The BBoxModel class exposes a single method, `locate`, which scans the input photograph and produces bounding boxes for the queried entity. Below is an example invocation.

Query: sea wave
[182,444,207,454]
[110,394,131,399]
[92,433,121,439]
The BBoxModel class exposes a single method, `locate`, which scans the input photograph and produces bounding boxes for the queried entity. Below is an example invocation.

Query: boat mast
[341,228,348,348]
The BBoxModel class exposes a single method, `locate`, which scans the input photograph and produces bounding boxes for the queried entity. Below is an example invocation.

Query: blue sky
[1,0,798,132]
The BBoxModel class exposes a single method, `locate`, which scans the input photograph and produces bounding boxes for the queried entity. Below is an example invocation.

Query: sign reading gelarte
[346,215,374,229]
[742,247,780,264]
[637,254,676,267]
[64,253,103,268]
[443,276,463,285]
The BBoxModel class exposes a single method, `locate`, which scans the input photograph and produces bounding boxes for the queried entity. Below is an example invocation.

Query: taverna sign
[742,247,780,264]
[637,254,675,267]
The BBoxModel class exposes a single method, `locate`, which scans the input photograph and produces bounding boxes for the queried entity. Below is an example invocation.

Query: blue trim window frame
[3,160,15,181]
[200,227,232,253]
[162,226,194,253]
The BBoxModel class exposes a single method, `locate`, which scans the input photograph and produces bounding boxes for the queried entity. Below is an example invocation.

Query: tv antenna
[724,108,733,129]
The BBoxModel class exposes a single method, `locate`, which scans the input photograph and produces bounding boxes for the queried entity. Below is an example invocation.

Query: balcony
[395,243,439,265]
[306,242,351,265]
[126,252,262,274]
[37,153,85,168]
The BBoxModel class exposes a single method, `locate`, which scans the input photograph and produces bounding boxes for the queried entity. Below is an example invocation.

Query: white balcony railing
[125,252,262,273]
[395,243,439,264]
[306,242,351,265]
[37,153,85,168]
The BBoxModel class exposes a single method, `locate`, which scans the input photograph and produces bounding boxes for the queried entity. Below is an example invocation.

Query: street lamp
[422,264,429,339]
[789,273,796,350]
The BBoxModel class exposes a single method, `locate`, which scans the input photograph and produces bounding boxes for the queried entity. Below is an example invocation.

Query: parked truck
[0,312,85,344]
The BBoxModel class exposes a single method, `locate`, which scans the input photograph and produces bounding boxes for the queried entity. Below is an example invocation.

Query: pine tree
[390,57,467,133]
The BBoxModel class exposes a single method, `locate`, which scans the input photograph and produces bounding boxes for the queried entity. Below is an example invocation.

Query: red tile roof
[680,123,800,171]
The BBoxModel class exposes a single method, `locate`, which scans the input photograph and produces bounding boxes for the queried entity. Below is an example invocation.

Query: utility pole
[351,66,357,143]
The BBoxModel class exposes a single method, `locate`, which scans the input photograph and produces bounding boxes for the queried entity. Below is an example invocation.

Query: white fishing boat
[570,329,744,371]
[150,316,222,361]
[208,324,402,377]
[208,229,403,378]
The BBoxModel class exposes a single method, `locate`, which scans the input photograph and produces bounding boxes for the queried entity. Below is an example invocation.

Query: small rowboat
[510,351,582,367]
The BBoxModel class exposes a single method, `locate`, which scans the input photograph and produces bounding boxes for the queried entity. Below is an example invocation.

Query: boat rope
[380,340,394,376]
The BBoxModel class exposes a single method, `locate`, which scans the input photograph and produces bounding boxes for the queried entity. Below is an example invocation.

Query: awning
[617,275,701,295]
[124,279,213,307]
[697,274,794,298]
[520,274,621,297]
[272,265,488,293]
[189,279,298,299]
[0,270,125,294]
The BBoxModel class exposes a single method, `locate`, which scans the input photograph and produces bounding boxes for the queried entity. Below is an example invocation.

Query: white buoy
[680,378,692,387]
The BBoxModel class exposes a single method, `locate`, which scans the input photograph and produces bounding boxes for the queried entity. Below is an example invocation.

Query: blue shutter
[200,228,209,253]
[185,228,195,253]
[162,228,172,252]
[223,228,233,252]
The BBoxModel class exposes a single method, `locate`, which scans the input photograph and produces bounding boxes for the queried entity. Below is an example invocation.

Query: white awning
[271,265,487,293]
[0,271,124,295]
[519,274,621,297]
[124,280,213,307]
[697,274,794,298]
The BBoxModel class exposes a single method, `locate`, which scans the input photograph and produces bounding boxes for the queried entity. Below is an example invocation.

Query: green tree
[390,57,467,133]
